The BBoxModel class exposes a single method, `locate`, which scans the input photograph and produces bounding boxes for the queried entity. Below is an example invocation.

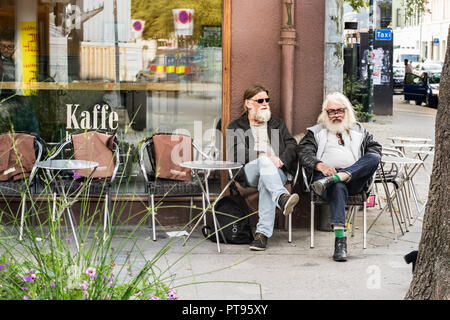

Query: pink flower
[150,296,161,300]
[85,267,96,278]
[80,280,89,290]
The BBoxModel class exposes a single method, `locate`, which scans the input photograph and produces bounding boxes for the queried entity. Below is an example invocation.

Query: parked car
[403,71,440,108]
[393,63,405,93]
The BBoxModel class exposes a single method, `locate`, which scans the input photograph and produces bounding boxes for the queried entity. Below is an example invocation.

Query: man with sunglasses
[226,84,299,251]
[298,92,381,261]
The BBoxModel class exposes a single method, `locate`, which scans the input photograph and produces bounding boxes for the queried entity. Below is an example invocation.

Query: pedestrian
[226,84,299,251]
[298,92,381,261]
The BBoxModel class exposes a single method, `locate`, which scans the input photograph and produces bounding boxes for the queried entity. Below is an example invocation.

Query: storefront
[1,0,325,226]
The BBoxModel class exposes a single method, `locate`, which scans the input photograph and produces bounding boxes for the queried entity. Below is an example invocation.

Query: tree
[404,27,450,300]
[131,0,221,41]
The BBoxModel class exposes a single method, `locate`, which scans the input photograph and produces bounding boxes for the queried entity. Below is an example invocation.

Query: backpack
[201,183,254,244]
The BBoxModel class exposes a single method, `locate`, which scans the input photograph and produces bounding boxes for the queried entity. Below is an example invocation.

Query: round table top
[181,160,243,171]
[389,136,432,142]
[390,143,435,149]
[381,156,423,164]
[36,159,99,170]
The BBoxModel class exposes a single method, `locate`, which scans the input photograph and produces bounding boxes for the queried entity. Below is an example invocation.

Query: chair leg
[19,194,26,241]
[288,213,292,243]
[151,194,156,241]
[52,192,57,222]
[350,206,356,237]
[202,193,207,226]
[310,193,314,248]
[189,196,194,227]
[363,202,367,249]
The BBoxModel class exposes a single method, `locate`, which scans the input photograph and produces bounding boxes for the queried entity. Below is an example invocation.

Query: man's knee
[364,153,381,168]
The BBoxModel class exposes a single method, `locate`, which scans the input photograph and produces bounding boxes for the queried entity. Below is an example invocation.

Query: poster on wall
[20,21,38,95]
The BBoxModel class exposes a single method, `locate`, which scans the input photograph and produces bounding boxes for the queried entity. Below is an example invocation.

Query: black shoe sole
[333,256,347,262]
[282,194,299,216]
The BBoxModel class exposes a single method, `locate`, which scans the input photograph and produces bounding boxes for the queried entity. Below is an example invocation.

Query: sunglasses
[326,108,346,116]
[336,133,345,146]
[251,98,270,104]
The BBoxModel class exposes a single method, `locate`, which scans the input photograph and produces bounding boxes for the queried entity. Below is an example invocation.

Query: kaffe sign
[66,104,119,130]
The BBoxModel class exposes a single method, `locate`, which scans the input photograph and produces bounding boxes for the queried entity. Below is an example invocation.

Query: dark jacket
[297,123,382,192]
[226,114,298,187]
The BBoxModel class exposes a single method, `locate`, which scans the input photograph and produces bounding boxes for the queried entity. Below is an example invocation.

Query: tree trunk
[404,27,450,300]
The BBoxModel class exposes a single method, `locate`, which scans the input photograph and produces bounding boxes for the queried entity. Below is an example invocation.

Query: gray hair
[317,92,357,126]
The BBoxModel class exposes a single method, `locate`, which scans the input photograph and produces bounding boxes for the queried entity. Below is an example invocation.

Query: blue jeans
[244,156,289,238]
[313,153,381,227]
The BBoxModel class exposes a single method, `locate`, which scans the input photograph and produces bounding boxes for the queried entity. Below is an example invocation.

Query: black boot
[333,237,347,262]
[404,250,418,272]
[312,176,335,196]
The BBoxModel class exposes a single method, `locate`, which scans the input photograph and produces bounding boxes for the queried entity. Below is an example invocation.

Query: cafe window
[0,0,223,195]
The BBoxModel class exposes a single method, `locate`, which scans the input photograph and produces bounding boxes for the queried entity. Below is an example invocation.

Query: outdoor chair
[0,132,44,240]
[302,167,372,249]
[368,147,409,235]
[232,160,300,243]
[139,133,210,241]
[45,130,119,239]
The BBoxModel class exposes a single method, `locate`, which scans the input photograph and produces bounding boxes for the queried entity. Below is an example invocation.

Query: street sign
[433,38,439,44]
[375,29,392,41]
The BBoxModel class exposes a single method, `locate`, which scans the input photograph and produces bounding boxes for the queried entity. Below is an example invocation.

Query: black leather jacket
[226,114,298,187]
[297,123,382,192]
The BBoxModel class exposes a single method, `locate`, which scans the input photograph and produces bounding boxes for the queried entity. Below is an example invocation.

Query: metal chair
[302,167,371,249]
[139,133,210,241]
[45,131,119,239]
[0,132,44,240]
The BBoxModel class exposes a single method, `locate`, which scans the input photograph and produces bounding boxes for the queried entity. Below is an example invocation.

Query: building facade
[393,0,449,62]
[0,0,325,227]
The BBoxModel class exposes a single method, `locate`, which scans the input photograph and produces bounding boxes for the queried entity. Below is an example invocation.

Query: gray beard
[251,108,271,123]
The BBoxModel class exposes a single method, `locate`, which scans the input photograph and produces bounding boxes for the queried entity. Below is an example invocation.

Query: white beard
[251,107,271,123]
[323,117,350,134]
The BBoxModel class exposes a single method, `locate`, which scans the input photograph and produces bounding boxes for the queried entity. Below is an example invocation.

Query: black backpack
[201,183,254,244]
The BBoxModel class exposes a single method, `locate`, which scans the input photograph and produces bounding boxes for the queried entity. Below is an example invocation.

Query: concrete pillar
[323,0,344,98]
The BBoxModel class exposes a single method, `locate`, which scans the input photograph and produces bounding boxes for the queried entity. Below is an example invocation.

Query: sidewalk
[116,95,437,300]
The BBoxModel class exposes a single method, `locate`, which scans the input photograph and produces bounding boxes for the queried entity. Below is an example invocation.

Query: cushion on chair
[72,131,116,178]
[0,133,36,181]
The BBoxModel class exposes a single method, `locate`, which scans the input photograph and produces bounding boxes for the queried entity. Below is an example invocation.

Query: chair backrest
[0,132,43,182]
[143,133,193,181]
[72,131,118,179]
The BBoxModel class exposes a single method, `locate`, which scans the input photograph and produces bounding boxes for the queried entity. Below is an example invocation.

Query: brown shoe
[249,233,268,251]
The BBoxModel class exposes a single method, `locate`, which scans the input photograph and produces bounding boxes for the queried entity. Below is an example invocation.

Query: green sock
[332,174,341,183]
[334,228,345,238]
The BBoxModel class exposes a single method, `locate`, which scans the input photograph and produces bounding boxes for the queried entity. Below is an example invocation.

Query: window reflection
[0,0,223,195]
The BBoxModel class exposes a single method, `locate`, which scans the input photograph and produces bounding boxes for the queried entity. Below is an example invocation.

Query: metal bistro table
[180,160,243,253]
[370,156,423,239]
[35,159,99,251]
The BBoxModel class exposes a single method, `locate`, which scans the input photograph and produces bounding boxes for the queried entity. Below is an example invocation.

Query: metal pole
[113,0,120,82]
[367,0,374,118]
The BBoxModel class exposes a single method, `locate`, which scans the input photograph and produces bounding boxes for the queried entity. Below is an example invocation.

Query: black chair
[139,133,209,241]
[302,167,372,249]
[45,131,119,240]
[0,132,44,240]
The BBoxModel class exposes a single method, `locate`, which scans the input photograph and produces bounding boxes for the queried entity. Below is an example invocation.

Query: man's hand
[269,155,284,168]
[259,153,284,168]
[315,162,337,176]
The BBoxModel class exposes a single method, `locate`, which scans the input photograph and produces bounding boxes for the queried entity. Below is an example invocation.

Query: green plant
[343,73,373,122]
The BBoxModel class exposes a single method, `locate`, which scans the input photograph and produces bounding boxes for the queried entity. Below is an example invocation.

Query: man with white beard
[226,85,299,251]
[298,92,381,261]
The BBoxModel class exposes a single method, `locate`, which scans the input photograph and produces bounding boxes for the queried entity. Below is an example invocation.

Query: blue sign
[433,38,439,44]
[375,29,392,41]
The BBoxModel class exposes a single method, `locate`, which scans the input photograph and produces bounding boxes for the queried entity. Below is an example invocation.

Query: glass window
[0,0,223,195]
